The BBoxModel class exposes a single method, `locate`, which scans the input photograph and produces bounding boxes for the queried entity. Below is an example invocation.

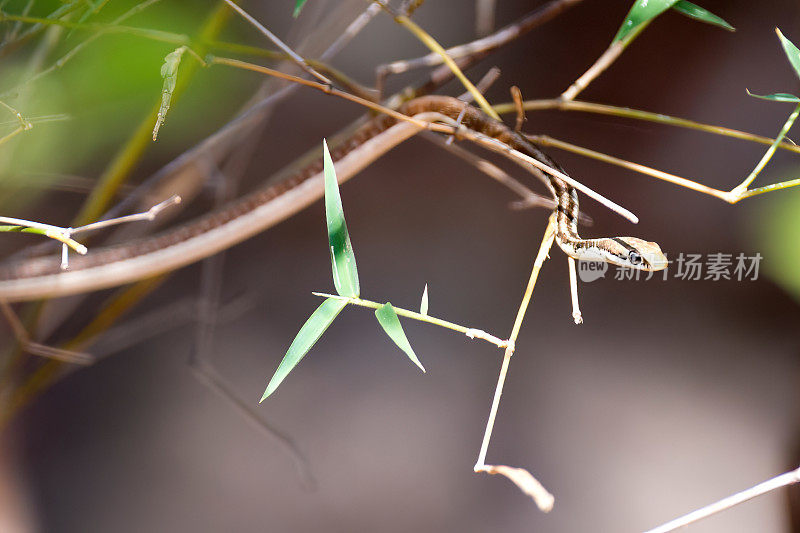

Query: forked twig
[70,195,181,235]
[530,132,800,203]
[473,215,557,512]
[189,359,316,489]
[0,301,92,364]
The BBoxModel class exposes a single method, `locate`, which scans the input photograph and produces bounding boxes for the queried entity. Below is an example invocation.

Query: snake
[0,95,667,302]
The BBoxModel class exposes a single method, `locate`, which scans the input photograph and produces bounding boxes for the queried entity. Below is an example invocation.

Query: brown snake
[0,96,666,302]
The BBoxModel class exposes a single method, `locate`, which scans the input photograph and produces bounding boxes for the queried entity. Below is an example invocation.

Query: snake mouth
[645,253,669,272]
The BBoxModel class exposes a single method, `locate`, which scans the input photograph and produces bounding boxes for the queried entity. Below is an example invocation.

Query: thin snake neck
[0,95,586,282]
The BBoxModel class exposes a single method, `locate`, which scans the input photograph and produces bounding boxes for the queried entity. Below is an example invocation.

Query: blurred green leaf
[0,225,46,236]
[324,139,360,298]
[672,1,734,31]
[614,0,730,43]
[746,89,800,103]
[261,297,348,400]
[776,29,800,81]
[420,284,429,316]
[754,181,800,301]
[375,302,425,373]
[293,0,307,18]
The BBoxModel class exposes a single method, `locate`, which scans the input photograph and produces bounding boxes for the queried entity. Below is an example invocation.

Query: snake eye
[628,251,643,266]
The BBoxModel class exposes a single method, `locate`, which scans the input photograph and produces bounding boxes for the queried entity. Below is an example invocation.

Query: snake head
[601,236,668,271]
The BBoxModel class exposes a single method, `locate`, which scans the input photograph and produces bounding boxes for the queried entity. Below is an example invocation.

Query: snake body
[0,96,666,302]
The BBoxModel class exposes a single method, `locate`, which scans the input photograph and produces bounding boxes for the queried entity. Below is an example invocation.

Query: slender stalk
[731,102,800,195]
[0,301,92,364]
[0,13,190,45]
[0,217,86,253]
[420,133,548,204]
[205,41,376,100]
[560,20,652,102]
[530,134,732,201]
[71,195,180,235]
[0,0,87,54]
[475,215,556,470]
[377,0,583,93]
[375,1,500,120]
[0,100,32,130]
[567,257,582,324]
[493,98,800,156]
[561,41,625,101]
[312,292,507,348]
[644,466,800,533]
[455,128,639,222]
[0,125,26,147]
[61,275,168,353]
[210,56,431,129]
[0,114,69,127]
[221,0,331,85]
[737,177,800,199]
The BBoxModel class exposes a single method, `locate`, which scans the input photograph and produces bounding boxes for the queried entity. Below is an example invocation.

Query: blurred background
[1,0,800,531]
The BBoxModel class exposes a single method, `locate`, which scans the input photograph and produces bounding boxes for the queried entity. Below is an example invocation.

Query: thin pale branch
[474,215,557,511]
[732,102,800,194]
[374,0,500,120]
[377,0,582,89]
[313,292,508,348]
[493,98,800,156]
[529,134,732,201]
[561,41,625,101]
[644,466,800,533]
[221,0,331,85]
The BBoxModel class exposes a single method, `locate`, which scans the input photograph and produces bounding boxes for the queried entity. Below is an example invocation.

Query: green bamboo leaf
[323,139,360,297]
[261,297,348,400]
[293,0,307,18]
[614,0,678,43]
[614,0,730,43]
[672,1,734,32]
[420,284,429,316]
[375,302,425,373]
[776,29,800,81]
[746,89,800,103]
[153,46,186,141]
